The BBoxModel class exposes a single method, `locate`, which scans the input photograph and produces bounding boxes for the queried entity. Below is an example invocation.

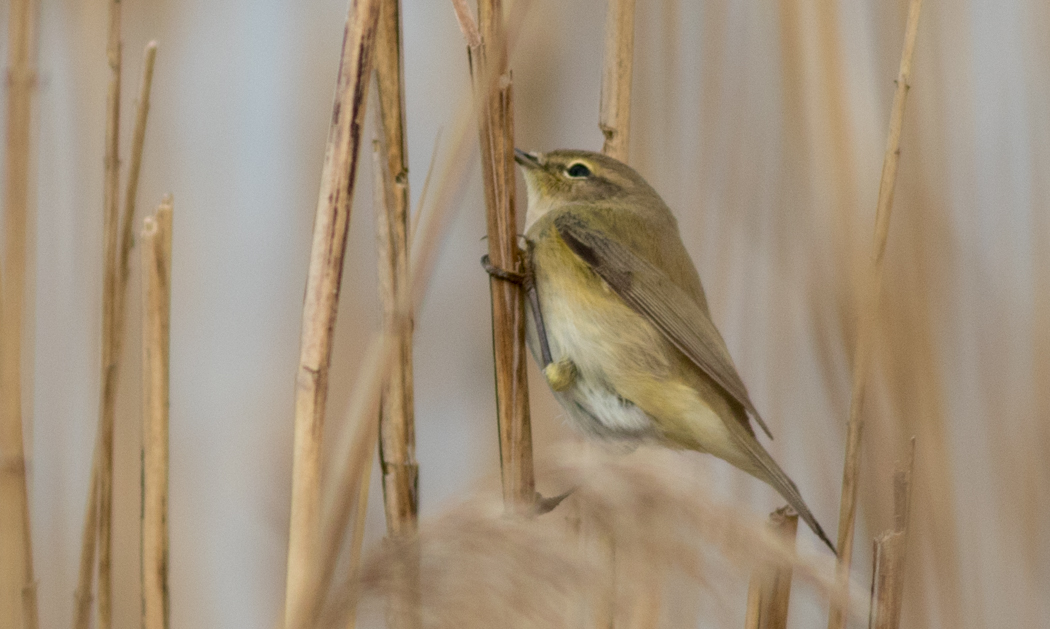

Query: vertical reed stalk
[0,0,38,626]
[373,0,418,540]
[599,0,636,162]
[141,198,173,629]
[372,3,421,617]
[744,508,799,629]
[95,3,122,626]
[827,1,923,627]
[117,42,158,343]
[284,0,382,626]
[867,440,915,629]
[456,0,535,511]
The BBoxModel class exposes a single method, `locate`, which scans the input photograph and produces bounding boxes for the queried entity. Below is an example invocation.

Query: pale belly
[525,266,661,441]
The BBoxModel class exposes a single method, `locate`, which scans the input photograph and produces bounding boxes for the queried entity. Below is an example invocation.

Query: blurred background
[3,0,1048,626]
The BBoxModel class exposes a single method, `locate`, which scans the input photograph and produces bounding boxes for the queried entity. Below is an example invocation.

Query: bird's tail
[731,430,837,555]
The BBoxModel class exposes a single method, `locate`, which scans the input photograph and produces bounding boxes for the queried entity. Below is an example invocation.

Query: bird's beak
[514,148,542,170]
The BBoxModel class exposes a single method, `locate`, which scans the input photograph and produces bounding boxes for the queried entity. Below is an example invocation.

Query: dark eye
[566,162,592,178]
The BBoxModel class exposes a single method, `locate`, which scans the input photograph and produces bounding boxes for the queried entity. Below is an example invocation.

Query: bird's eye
[566,162,592,178]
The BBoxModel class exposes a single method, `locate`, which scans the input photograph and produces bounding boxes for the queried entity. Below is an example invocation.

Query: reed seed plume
[324,449,871,629]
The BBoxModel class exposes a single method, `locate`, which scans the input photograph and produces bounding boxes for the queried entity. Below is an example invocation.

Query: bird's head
[514,148,660,230]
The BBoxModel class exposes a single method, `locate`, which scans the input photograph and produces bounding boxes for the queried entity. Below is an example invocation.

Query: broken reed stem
[141,198,173,629]
[283,0,382,626]
[827,1,923,628]
[459,0,536,513]
[0,0,38,626]
[744,508,799,629]
[373,0,418,540]
[867,439,915,629]
[95,2,122,626]
[598,0,636,162]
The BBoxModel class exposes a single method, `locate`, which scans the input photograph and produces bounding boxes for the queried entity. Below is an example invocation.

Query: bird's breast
[527,231,668,439]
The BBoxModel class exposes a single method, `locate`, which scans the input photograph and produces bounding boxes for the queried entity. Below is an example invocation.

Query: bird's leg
[480,238,555,368]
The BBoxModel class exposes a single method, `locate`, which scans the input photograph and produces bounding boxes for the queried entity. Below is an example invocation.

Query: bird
[507,147,836,553]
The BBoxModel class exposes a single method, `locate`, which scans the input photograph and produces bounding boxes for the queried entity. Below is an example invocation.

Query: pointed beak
[514,148,542,169]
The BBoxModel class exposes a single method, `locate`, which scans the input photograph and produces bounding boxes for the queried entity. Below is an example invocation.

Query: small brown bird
[512,148,835,553]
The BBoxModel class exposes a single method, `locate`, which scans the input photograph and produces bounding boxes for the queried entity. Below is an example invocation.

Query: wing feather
[554,213,774,440]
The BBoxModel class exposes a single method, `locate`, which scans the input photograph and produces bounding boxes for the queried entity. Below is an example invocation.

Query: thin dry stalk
[343,434,376,629]
[744,508,799,629]
[94,2,122,627]
[72,474,99,629]
[598,0,636,162]
[117,41,158,339]
[867,440,915,629]
[458,0,536,513]
[827,1,924,627]
[141,199,173,629]
[284,0,383,626]
[373,0,418,539]
[0,0,38,626]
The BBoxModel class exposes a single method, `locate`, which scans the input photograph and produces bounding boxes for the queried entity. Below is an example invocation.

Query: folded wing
[554,212,774,440]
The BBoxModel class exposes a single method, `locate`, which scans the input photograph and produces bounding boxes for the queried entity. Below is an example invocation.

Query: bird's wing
[554,212,774,440]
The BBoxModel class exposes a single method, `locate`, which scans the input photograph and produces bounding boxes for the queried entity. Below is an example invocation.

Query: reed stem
[373,0,418,540]
[141,198,173,629]
[469,0,536,513]
[371,10,421,617]
[284,0,382,626]
[94,3,122,626]
[599,0,636,162]
[867,440,915,629]
[827,1,923,627]
[0,0,39,626]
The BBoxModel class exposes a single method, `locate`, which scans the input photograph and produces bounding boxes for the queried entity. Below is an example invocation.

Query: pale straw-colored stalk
[827,1,924,627]
[140,198,173,629]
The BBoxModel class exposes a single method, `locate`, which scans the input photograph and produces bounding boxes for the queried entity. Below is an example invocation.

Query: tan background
[6,0,1048,626]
